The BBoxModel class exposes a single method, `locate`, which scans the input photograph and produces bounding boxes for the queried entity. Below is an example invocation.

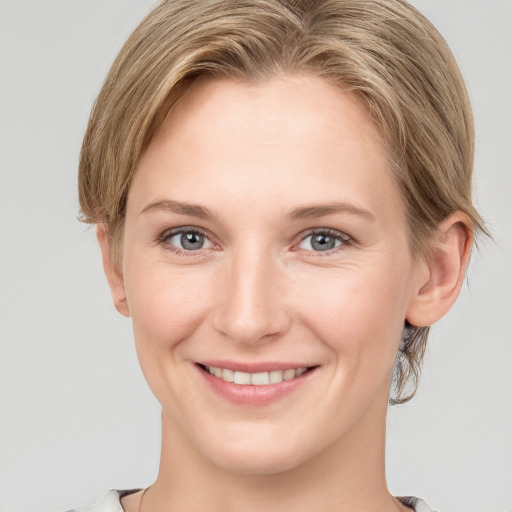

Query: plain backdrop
[0,1,511,511]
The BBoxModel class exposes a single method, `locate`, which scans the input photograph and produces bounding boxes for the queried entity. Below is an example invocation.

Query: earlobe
[406,212,473,327]
[96,225,131,317]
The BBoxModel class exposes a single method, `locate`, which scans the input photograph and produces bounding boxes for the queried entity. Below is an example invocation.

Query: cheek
[123,259,219,412]
[291,260,410,363]
[124,260,214,352]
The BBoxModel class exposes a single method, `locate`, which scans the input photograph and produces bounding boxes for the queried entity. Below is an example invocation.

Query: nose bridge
[213,242,288,345]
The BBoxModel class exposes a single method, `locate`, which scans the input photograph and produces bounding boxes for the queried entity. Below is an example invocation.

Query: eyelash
[157,227,352,257]
[158,226,215,257]
[298,228,352,256]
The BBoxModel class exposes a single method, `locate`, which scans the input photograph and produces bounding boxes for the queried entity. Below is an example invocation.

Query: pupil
[312,234,335,251]
[181,232,204,250]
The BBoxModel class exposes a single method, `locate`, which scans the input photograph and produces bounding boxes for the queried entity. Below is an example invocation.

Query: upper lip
[196,360,317,373]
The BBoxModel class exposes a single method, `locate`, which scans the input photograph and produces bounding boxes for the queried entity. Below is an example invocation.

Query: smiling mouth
[198,364,316,385]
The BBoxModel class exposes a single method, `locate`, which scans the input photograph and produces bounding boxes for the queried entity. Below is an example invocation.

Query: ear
[96,225,130,317]
[406,212,473,327]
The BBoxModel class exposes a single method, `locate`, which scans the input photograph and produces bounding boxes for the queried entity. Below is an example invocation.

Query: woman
[74,0,485,511]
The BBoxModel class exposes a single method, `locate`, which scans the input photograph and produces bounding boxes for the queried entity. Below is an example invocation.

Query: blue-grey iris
[181,232,204,250]
[311,233,336,251]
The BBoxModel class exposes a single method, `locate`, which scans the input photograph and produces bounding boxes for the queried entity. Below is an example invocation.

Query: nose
[211,246,291,346]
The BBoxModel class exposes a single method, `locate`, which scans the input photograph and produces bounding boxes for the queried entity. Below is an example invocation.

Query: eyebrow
[140,199,375,221]
[288,202,375,221]
[140,199,213,218]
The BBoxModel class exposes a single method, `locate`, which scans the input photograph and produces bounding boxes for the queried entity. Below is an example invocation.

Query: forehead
[151,74,386,163]
[129,74,404,227]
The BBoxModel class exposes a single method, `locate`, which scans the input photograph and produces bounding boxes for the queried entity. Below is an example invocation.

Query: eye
[298,230,349,252]
[164,229,213,252]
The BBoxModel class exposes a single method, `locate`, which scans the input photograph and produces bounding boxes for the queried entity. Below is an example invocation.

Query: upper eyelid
[297,228,352,243]
[160,225,212,241]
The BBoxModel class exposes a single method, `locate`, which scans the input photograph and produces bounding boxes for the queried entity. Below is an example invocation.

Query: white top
[68,489,439,512]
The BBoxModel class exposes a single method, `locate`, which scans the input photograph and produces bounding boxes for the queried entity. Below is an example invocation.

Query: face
[113,75,426,474]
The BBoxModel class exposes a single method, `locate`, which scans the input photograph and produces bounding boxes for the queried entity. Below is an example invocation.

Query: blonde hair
[79,0,487,403]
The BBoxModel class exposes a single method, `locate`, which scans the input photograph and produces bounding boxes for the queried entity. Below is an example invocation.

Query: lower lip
[197,365,316,406]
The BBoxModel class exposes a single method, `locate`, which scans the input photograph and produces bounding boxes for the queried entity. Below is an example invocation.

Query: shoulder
[398,496,440,512]
[67,490,140,512]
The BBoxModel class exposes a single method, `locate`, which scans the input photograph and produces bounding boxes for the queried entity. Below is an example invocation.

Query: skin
[98,74,472,512]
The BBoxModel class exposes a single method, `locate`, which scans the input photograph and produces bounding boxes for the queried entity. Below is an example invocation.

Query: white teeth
[204,366,309,385]
[283,369,296,381]
[251,372,270,385]
[269,370,283,384]
[222,368,234,382]
[233,371,252,385]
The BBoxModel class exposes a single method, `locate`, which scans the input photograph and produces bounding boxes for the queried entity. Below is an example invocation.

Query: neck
[144,387,404,512]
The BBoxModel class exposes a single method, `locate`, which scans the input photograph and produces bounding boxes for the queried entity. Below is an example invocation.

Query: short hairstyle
[79,0,487,403]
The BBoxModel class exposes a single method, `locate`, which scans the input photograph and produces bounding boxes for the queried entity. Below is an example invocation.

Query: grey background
[0,1,510,511]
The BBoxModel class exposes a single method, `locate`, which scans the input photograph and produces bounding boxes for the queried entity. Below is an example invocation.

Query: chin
[210,447,305,476]
[196,427,316,476]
